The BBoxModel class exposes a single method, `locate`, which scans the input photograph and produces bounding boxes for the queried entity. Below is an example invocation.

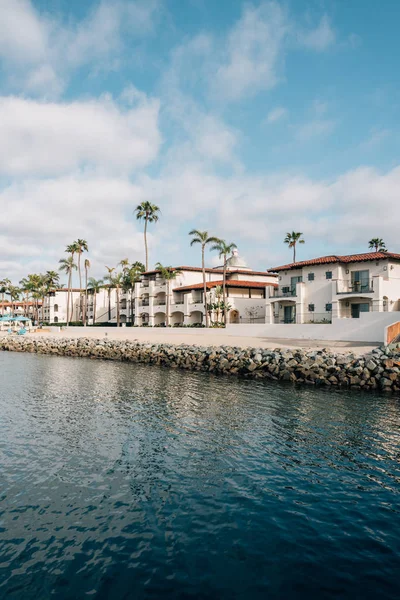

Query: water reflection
[0,352,400,599]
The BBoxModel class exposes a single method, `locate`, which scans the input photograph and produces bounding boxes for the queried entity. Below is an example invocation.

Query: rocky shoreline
[1,336,400,392]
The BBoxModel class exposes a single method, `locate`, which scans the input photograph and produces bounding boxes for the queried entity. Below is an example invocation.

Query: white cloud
[212,2,288,101]
[265,106,288,123]
[295,119,336,141]
[0,93,161,176]
[0,0,160,95]
[298,15,335,51]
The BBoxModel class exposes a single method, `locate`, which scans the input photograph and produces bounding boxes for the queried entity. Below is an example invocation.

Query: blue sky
[1,0,399,282]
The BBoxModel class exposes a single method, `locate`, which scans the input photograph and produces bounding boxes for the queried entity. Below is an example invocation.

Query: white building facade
[42,288,113,324]
[131,252,278,326]
[266,252,400,324]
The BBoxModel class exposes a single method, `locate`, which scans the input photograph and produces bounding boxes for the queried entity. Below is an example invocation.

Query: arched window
[54,316,59,323]
[54,304,58,312]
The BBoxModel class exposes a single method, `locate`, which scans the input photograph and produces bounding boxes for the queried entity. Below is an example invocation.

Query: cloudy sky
[1,0,400,284]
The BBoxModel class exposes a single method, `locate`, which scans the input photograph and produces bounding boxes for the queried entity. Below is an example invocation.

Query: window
[325,271,332,279]
[282,286,290,293]
[308,304,315,312]
[54,304,58,312]
[54,316,58,323]
[308,273,315,281]
[325,303,332,312]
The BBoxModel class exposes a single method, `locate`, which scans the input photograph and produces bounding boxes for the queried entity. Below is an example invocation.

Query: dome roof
[226,249,251,271]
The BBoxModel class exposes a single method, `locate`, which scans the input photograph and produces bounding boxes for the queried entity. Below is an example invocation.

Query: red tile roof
[269,252,400,272]
[174,280,277,292]
[143,265,277,277]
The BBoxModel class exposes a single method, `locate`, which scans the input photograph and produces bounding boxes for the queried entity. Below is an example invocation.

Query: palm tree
[155,263,182,326]
[0,278,11,316]
[368,238,387,252]
[8,285,20,316]
[110,272,124,327]
[73,239,88,323]
[87,278,103,324]
[83,258,90,325]
[59,256,77,324]
[284,232,305,263]
[122,262,145,324]
[210,240,237,325]
[44,270,60,290]
[135,201,161,271]
[189,230,221,327]
[65,243,78,321]
[104,266,115,321]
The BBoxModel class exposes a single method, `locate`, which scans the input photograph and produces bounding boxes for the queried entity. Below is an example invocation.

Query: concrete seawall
[1,336,400,393]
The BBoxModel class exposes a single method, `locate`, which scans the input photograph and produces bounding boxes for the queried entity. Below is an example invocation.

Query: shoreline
[1,335,399,393]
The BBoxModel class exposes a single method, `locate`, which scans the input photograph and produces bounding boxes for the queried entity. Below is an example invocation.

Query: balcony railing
[140,300,149,307]
[272,286,297,298]
[336,280,374,294]
[155,301,166,306]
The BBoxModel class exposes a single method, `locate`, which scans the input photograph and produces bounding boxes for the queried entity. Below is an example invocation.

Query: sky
[1,0,400,284]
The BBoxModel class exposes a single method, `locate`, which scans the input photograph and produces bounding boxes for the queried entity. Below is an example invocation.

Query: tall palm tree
[135,201,161,271]
[110,272,124,327]
[210,240,237,325]
[284,232,305,263]
[8,285,20,316]
[0,278,11,316]
[83,258,90,325]
[104,266,115,321]
[122,262,145,324]
[59,256,77,324]
[44,270,60,290]
[73,239,88,322]
[368,238,387,252]
[87,278,103,324]
[65,243,78,321]
[189,230,221,327]
[155,264,182,326]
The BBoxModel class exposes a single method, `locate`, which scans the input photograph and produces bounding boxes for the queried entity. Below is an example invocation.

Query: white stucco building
[132,251,278,326]
[42,288,112,324]
[266,252,400,324]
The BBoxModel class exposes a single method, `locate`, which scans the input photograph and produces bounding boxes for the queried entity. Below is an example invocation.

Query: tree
[87,278,103,324]
[73,239,88,323]
[104,270,124,326]
[135,202,161,271]
[104,266,115,321]
[65,243,78,321]
[83,259,90,325]
[155,263,182,326]
[44,270,60,290]
[368,238,387,253]
[122,262,145,324]
[284,232,305,263]
[210,240,237,325]
[7,285,20,316]
[189,230,221,327]
[59,256,77,324]
[0,278,11,316]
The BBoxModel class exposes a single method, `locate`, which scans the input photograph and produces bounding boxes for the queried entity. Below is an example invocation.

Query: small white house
[266,251,400,324]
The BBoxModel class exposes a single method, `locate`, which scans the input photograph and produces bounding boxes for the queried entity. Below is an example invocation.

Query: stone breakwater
[1,336,400,392]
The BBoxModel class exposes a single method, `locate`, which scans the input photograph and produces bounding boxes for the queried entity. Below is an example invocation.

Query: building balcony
[140,300,150,307]
[271,286,297,298]
[141,281,149,288]
[336,280,374,295]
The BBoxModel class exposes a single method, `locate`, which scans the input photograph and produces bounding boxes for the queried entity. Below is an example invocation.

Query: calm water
[0,353,400,599]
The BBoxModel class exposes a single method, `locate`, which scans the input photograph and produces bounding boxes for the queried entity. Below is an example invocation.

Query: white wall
[227,311,400,342]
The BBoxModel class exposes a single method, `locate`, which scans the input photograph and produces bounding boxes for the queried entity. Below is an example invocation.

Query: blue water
[0,352,399,599]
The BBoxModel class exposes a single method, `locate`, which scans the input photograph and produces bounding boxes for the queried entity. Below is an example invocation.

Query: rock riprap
[1,336,399,392]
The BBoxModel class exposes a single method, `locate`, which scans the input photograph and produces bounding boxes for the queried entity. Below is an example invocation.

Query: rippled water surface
[1,353,400,599]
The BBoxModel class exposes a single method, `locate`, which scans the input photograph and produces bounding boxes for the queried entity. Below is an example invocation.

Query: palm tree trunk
[84,265,88,326]
[130,289,134,324]
[202,245,208,327]
[293,243,296,263]
[93,293,97,324]
[78,253,82,323]
[1,292,4,316]
[116,288,120,326]
[144,217,149,271]
[166,281,170,327]
[108,289,111,321]
[223,255,227,325]
[67,271,71,324]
